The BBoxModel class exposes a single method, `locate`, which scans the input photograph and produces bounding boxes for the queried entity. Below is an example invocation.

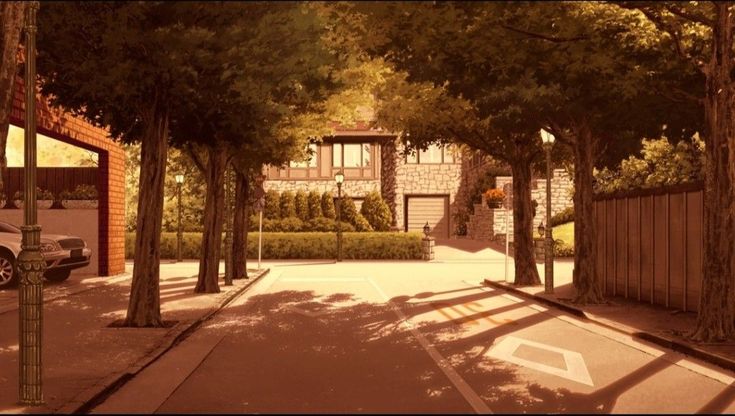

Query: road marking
[501,294,524,303]
[487,336,594,386]
[366,278,493,414]
[284,305,330,318]
[431,301,515,327]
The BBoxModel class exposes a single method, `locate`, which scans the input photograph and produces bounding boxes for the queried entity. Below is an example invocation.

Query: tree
[614,2,735,341]
[37,2,222,326]
[360,190,392,231]
[0,2,26,192]
[322,191,336,219]
[308,190,322,219]
[295,190,309,221]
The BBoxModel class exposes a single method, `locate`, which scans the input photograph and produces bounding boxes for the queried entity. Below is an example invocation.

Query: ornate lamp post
[539,128,555,294]
[175,174,184,263]
[18,2,45,405]
[335,170,344,262]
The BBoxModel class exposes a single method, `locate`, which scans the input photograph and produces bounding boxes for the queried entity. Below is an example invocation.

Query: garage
[405,195,450,238]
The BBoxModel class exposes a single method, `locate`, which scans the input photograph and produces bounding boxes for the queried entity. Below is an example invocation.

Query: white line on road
[365,277,493,415]
[279,277,367,282]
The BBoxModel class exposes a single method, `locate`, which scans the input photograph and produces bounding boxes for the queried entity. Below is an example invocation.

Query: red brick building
[9,76,125,276]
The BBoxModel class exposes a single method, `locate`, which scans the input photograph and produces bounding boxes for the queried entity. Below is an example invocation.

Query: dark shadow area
[697,381,735,414]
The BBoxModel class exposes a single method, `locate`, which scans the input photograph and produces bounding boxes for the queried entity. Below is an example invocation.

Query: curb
[57,268,270,414]
[483,278,735,374]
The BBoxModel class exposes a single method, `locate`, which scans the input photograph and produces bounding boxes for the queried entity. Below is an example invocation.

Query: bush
[295,190,309,221]
[453,210,469,236]
[340,195,358,225]
[353,213,374,232]
[550,206,574,227]
[126,231,424,260]
[483,188,506,206]
[280,190,296,218]
[336,221,356,232]
[321,191,336,219]
[14,187,54,201]
[307,191,322,219]
[304,216,336,232]
[360,191,392,231]
[262,218,282,232]
[248,214,260,231]
[279,216,304,232]
[60,184,98,200]
[264,190,280,220]
[554,239,574,257]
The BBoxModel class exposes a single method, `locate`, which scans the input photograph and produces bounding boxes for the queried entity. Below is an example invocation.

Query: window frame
[406,143,457,164]
[289,143,319,169]
[332,142,372,168]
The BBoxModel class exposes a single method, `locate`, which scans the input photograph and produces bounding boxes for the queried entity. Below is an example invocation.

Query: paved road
[93,261,735,414]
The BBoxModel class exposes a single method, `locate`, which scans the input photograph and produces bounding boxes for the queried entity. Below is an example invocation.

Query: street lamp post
[540,128,555,294]
[18,2,45,405]
[335,171,344,262]
[175,174,184,263]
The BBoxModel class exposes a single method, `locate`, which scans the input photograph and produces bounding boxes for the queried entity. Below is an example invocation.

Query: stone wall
[263,179,381,199]
[394,162,462,234]
[467,168,574,240]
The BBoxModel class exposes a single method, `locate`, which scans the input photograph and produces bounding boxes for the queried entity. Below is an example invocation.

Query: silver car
[0,221,92,288]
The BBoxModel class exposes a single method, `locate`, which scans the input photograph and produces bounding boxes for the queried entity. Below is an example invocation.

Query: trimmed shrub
[304,216,336,232]
[336,221,356,232]
[353,213,373,232]
[550,206,574,227]
[340,195,358,225]
[126,231,423,260]
[262,218,282,232]
[279,216,304,232]
[280,190,296,218]
[295,190,309,221]
[554,239,574,257]
[321,191,336,219]
[360,191,392,231]
[307,190,322,219]
[248,214,259,231]
[264,189,280,220]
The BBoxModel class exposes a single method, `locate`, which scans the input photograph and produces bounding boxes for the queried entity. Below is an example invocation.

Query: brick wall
[9,76,125,276]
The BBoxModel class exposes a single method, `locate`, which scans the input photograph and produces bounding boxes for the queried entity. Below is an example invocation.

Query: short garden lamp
[175,174,184,262]
[423,222,431,238]
[539,128,555,294]
[537,221,545,239]
[335,170,344,262]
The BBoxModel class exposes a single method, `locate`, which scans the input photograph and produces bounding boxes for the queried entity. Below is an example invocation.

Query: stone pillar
[422,236,435,261]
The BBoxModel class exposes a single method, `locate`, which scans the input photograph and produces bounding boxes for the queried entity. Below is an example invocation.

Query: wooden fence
[593,182,703,312]
[2,167,98,202]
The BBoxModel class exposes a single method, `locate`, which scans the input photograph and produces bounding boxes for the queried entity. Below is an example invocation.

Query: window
[407,144,457,164]
[289,143,318,168]
[333,142,371,167]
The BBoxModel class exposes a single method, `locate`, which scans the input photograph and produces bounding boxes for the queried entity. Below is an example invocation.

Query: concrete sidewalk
[0,263,269,414]
[484,268,735,376]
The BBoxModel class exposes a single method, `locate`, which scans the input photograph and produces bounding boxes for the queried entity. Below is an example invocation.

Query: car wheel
[45,269,71,282]
[0,252,16,288]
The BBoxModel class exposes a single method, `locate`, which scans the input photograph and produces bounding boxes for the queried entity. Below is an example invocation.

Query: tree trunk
[195,142,228,294]
[232,168,249,280]
[510,158,541,286]
[125,105,169,327]
[0,2,27,193]
[691,3,735,342]
[571,123,604,305]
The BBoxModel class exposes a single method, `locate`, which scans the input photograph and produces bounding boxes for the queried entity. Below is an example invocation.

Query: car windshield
[0,222,21,234]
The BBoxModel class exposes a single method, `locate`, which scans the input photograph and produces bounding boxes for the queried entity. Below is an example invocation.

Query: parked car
[0,221,92,288]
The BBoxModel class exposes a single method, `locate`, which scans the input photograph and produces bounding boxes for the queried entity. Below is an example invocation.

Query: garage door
[406,196,449,238]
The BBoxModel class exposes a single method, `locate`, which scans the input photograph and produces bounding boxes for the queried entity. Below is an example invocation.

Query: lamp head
[175,174,185,184]
[423,222,431,237]
[335,171,345,185]
[540,128,556,145]
[538,221,546,238]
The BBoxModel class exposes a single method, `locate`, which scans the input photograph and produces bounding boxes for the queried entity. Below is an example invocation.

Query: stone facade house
[263,123,463,238]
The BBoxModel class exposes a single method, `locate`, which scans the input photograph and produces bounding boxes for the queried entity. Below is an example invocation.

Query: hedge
[126,231,424,260]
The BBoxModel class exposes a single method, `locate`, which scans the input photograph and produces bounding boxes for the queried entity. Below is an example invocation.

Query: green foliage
[295,190,309,221]
[339,195,358,225]
[593,136,704,194]
[280,191,297,218]
[550,207,575,227]
[307,190,323,219]
[126,232,423,260]
[279,217,304,232]
[304,217,337,232]
[13,187,53,201]
[264,190,281,220]
[359,191,392,231]
[321,191,336,219]
[59,184,98,200]
[353,213,374,232]
[453,210,469,236]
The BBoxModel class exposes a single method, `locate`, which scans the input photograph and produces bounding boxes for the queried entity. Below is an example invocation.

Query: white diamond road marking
[487,336,594,386]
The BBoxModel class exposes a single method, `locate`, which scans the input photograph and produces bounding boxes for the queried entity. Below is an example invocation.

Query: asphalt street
[92,261,735,414]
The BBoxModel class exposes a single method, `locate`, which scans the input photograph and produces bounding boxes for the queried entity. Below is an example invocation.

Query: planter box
[14,200,54,209]
[62,200,98,209]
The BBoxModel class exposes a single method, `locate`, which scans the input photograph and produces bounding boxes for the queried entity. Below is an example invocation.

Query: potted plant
[13,187,55,209]
[483,188,506,209]
[60,184,99,209]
